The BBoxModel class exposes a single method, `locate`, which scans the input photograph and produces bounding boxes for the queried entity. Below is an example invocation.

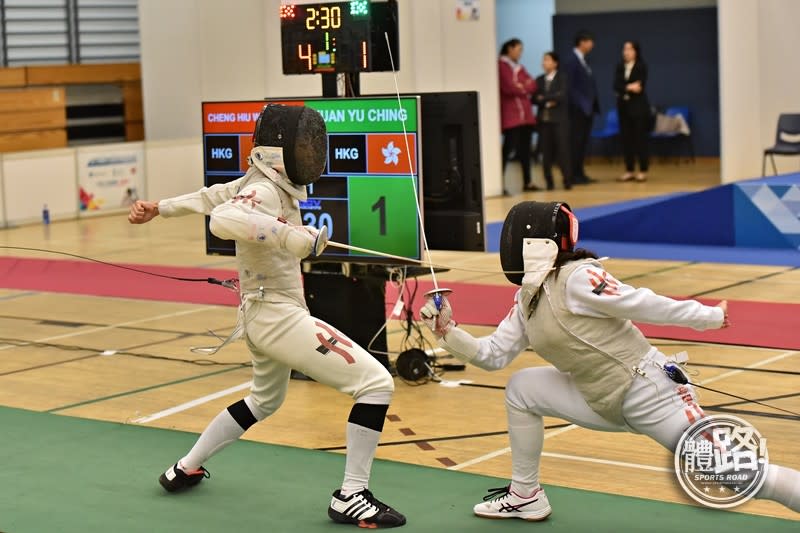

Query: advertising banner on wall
[77,142,145,216]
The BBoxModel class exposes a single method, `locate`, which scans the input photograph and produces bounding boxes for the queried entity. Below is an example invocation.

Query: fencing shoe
[473,485,551,521]
[328,488,406,528]
[158,462,210,493]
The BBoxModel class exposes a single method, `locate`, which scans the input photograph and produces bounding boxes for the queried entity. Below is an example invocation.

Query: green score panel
[348,176,420,259]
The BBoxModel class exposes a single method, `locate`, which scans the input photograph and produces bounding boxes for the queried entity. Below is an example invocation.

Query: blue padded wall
[581,174,800,250]
[581,185,734,246]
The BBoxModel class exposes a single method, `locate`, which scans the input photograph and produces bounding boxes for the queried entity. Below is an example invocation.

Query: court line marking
[0,313,239,338]
[620,261,696,283]
[449,443,672,475]
[651,339,795,353]
[47,366,245,413]
[447,349,798,472]
[0,307,216,352]
[541,452,672,473]
[133,380,252,423]
[696,350,797,386]
[447,424,578,471]
[0,332,194,377]
[317,423,574,451]
[0,291,38,301]
[689,266,798,298]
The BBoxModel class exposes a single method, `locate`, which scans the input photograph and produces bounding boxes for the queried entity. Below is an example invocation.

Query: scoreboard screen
[202,96,423,264]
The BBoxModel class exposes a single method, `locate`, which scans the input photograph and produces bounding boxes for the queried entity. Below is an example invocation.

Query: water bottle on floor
[42,204,50,225]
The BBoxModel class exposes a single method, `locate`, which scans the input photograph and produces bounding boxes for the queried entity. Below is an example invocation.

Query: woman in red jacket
[499,38,539,193]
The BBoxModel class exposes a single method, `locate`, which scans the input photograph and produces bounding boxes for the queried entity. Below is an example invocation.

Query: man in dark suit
[564,30,599,185]
[533,51,571,190]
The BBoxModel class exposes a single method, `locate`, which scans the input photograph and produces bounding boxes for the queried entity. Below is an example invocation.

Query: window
[76,0,139,63]
[4,0,70,66]
[0,0,139,66]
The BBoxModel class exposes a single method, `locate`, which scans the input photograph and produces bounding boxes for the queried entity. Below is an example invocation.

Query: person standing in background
[499,38,539,193]
[614,40,651,182]
[564,30,599,185]
[533,52,572,190]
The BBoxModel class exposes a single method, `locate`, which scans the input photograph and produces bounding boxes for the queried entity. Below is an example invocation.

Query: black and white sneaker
[328,489,406,528]
[472,485,551,521]
[158,463,210,493]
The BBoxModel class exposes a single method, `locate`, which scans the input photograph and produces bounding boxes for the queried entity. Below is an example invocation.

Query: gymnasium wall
[0,140,202,226]
[495,0,555,80]
[555,0,716,14]
[1,148,81,225]
[717,0,759,183]
[0,161,5,225]
[552,7,720,156]
[137,0,504,196]
[757,0,800,175]
[719,0,800,182]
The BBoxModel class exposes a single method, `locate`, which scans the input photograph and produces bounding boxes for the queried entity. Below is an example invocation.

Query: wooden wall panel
[0,88,65,113]
[0,129,67,152]
[125,121,145,142]
[122,82,143,122]
[26,63,141,85]
[0,63,145,152]
[0,109,66,134]
[0,68,27,88]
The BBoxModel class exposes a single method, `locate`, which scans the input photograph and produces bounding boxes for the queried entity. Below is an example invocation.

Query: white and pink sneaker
[473,485,551,521]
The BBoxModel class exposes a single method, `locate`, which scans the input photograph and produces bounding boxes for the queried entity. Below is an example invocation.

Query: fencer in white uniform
[421,201,800,521]
[129,104,405,529]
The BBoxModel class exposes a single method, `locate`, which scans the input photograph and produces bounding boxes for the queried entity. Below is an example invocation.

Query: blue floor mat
[580,240,800,266]
[487,228,800,266]
[484,189,800,266]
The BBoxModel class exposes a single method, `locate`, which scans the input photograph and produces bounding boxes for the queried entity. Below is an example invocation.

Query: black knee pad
[348,403,389,433]
[227,398,258,431]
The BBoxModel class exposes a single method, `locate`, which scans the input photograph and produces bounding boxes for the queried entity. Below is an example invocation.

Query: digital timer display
[280,2,371,74]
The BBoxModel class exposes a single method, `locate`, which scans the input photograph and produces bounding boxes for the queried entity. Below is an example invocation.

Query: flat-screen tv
[201,96,423,265]
[369,91,485,252]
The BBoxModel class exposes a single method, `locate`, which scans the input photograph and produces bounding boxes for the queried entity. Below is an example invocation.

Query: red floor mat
[0,257,240,307]
[2,257,799,351]
[387,281,800,351]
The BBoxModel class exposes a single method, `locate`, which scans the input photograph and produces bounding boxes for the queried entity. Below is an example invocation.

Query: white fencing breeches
[503,351,702,495]
[503,353,800,511]
[242,299,394,416]
[505,351,702,450]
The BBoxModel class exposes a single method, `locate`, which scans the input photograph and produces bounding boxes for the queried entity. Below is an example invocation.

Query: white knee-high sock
[757,463,800,512]
[508,403,544,497]
[179,408,247,470]
[341,422,381,496]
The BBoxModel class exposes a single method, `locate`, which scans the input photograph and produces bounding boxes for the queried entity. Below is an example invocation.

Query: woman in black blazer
[614,41,651,182]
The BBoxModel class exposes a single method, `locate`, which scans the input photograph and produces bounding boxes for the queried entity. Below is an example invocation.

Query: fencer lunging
[128,104,405,529]
[421,201,800,521]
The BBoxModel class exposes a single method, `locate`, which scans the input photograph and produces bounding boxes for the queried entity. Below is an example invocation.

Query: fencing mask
[252,104,328,186]
[500,201,579,286]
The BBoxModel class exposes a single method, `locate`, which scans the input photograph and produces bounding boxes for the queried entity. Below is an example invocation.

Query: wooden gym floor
[1,158,798,521]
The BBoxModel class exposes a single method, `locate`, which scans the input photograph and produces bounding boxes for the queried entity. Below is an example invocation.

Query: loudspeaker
[425,210,484,251]
[302,270,389,369]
